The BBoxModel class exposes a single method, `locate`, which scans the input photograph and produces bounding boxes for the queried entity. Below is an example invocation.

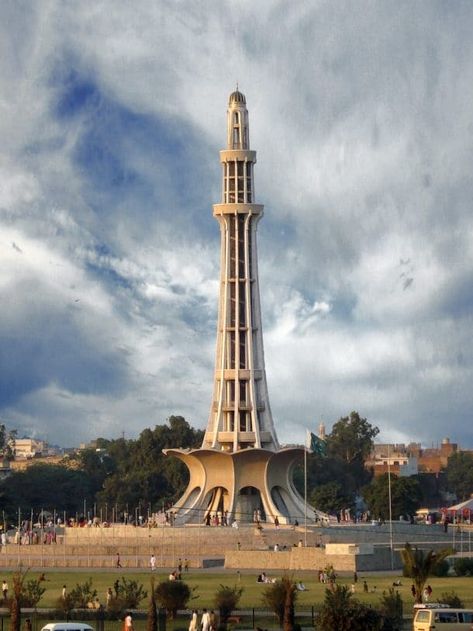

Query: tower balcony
[220,150,257,163]
[213,203,263,216]
[202,430,275,448]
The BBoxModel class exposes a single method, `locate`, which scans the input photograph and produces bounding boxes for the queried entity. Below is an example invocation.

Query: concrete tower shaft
[164,90,312,526]
[203,91,279,452]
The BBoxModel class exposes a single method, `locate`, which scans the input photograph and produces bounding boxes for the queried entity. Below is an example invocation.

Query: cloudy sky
[1,1,473,448]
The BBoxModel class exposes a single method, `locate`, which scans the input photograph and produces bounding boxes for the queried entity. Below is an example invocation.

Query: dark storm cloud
[0,277,128,407]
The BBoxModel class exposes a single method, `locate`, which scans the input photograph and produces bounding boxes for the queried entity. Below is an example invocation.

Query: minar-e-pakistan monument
[165,90,313,525]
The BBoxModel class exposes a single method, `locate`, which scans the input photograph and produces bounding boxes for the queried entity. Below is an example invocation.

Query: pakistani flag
[306,430,327,457]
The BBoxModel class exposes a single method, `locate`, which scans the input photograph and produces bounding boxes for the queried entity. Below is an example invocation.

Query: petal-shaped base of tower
[163,447,315,526]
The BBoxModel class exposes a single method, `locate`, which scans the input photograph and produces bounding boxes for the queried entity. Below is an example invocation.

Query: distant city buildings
[78,440,98,451]
[365,437,470,476]
[5,437,64,473]
[13,438,63,459]
[14,438,47,459]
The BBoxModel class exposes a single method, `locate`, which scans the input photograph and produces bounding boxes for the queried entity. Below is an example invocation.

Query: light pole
[304,441,308,547]
[387,444,394,570]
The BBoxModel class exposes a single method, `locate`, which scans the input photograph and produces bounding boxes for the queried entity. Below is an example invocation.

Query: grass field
[1,568,472,610]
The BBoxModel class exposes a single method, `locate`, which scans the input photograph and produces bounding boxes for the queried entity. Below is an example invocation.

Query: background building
[366,437,461,476]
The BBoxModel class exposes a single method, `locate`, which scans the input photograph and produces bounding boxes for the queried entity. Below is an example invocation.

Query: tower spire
[164,90,312,526]
[203,89,279,452]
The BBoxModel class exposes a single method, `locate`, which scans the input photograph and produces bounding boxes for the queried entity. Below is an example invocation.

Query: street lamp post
[387,444,394,570]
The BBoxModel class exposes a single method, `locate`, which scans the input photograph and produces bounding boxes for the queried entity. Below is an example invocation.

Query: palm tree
[261,575,297,631]
[9,569,28,631]
[281,576,296,631]
[400,542,453,604]
[147,577,157,631]
[318,585,355,631]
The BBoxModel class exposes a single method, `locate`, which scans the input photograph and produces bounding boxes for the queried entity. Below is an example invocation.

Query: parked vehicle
[413,604,473,630]
[40,623,95,631]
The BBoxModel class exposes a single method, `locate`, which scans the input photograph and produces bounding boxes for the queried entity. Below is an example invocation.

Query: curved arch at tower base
[163,446,316,526]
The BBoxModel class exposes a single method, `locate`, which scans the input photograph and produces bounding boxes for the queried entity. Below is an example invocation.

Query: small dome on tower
[229,89,246,105]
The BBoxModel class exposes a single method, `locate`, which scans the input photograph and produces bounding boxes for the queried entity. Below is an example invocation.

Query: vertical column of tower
[203,90,279,453]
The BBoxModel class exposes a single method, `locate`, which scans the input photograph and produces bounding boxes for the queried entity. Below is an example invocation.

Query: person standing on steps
[150,554,156,571]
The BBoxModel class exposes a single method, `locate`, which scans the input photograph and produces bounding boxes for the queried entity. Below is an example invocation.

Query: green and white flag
[306,430,327,457]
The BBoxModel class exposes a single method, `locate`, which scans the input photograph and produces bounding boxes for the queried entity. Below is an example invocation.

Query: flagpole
[304,435,308,547]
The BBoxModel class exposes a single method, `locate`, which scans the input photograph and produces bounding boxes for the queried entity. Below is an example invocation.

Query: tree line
[0,412,472,523]
[0,416,203,521]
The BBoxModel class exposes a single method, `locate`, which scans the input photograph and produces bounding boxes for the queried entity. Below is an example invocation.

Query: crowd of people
[1,527,57,545]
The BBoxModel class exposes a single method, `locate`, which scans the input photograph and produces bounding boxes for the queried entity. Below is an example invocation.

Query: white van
[413,606,473,630]
[41,624,95,631]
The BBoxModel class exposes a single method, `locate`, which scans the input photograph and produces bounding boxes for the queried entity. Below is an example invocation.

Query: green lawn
[1,569,473,610]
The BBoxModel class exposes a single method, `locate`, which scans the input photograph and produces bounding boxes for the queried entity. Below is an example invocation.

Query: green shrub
[317,585,383,631]
[115,577,148,608]
[317,585,353,631]
[439,591,464,608]
[432,559,450,577]
[68,578,97,609]
[20,579,46,608]
[453,558,473,576]
[214,585,243,624]
[350,605,383,631]
[379,588,403,631]
[103,577,147,618]
[155,580,192,618]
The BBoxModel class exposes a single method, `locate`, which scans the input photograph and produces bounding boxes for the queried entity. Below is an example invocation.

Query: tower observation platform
[164,90,314,525]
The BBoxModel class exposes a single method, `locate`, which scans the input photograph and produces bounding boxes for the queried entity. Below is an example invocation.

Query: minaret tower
[204,89,278,452]
[164,90,314,525]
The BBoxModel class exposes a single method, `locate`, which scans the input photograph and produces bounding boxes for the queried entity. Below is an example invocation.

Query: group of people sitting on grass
[257,572,275,583]
[256,572,306,590]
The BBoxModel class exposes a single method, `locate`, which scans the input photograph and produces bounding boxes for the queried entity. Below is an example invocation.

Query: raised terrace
[0,522,459,571]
